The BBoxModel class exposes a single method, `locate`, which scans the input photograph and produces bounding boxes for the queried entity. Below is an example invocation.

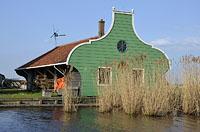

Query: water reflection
[96,111,175,132]
[0,107,199,132]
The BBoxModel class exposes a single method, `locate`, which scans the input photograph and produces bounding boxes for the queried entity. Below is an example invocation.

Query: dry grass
[181,56,200,116]
[98,56,200,116]
[61,55,200,116]
[98,86,114,112]
[63,73,77,112]
[98,62,145,114]
[117,68,144,114]
[142,85,178,116]
[142,69,180,116]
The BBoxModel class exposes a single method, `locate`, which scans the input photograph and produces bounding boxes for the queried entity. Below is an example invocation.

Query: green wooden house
[16,9,169,96]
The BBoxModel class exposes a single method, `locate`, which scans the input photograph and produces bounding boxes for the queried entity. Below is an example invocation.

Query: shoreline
[0,97,97,108]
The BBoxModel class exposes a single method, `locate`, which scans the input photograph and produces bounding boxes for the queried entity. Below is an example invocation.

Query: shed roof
[17,36,98,70]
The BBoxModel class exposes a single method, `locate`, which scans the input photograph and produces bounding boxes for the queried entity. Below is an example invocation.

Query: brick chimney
[98,19,105,37]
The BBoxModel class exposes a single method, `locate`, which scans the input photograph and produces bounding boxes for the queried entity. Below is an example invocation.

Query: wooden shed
[16,9,169,97]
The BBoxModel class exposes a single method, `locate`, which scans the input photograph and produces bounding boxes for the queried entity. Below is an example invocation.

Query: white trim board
[66,8,116,64]
[16,62,67,70]
[131,13,171,70]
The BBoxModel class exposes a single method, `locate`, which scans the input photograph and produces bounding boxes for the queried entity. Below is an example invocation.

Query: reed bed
[142,85,178,116]
[98,86,114,112]
[61,55,200,116]
[63,73,77,112]
[98,55,200,117]
[181,56,200,116]
[117,68,144,115]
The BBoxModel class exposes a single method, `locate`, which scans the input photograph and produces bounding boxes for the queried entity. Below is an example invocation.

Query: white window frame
[132,68,145,84]
[97,67,112,86]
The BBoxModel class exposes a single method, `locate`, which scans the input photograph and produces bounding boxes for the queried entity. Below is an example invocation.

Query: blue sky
[0,0,200,79]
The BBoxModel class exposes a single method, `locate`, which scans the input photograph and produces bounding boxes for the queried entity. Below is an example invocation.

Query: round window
[117,40,127,53]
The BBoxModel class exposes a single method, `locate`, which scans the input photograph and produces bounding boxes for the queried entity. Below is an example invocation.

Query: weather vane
[50,26,66,46]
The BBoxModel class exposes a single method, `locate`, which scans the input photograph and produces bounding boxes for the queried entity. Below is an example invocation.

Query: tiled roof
[17,36,98,69]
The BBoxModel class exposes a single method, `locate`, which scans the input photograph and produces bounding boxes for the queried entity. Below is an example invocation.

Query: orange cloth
[54,77,64,91]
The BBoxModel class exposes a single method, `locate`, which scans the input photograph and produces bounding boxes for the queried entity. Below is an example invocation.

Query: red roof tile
[17,36,98,69]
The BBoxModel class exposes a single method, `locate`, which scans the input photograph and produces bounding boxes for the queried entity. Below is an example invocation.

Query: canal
[0,107,200,132]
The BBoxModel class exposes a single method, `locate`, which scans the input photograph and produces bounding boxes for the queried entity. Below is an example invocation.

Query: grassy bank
[0,88,42,99]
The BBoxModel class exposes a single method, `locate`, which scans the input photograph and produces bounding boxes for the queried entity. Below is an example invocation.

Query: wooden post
[27,71,35,91]
[54,70,57,92]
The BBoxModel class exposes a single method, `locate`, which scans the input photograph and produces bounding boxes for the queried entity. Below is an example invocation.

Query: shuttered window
[98,67,112,85]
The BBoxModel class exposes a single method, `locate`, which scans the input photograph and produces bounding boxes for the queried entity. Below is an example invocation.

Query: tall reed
[142,65,181,116]
[97,57,184,116]
[98,60,145,114]
[117,68,144,114]
[98,85,114,112]
[63,73,77,112]
[142,84,178,116]
[181,56,200,116]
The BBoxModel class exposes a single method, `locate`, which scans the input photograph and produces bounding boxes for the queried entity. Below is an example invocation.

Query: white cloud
[182,37,200,46]
[150,37,200,50]
[150,38,172,46]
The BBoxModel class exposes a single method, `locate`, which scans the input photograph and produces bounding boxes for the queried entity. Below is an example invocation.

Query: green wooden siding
[68,11,169,96]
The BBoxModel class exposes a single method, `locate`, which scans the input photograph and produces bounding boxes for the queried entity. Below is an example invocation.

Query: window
[132,68,144,85]
[98,67,112,86]
[117,40,127,53]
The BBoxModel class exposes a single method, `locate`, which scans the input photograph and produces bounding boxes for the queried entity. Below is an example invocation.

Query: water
[0,107,200,132]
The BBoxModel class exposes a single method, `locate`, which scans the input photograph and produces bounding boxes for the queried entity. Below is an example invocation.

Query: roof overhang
[15,62,67,71]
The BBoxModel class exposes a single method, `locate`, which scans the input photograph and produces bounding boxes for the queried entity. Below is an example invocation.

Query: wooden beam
[57,67,66,74]
[46,69,55,77]
[54,66,65,76]
[69,66,73,73]
[36,71,43,76]
[53,71,57,91]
